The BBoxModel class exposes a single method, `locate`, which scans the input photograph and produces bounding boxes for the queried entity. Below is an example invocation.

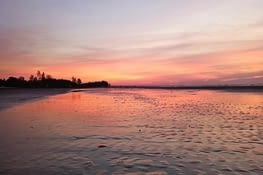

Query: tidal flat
[0,88,262,175]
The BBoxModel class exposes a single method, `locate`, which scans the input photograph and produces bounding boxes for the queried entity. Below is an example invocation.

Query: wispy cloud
[1,1,263,85]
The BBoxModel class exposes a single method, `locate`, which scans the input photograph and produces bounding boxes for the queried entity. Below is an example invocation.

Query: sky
[0,0,263,86]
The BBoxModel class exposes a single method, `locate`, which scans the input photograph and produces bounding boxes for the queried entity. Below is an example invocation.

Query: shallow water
[0,89,262,175]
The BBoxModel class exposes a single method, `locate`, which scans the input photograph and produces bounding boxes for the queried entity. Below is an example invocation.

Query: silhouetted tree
[0,79,5,87]
[29,75,35,81]
[80,80,110,88]
[5,77,26,87]
[72,77,77,84]
[41,72,45,80]
[46,74,52,79]
[77,78,82,85]
[18,76,25,81]
[1,71,110,88]
[37,70,42,80]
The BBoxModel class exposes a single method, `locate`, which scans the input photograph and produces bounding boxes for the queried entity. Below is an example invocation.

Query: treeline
[0,71,110,88]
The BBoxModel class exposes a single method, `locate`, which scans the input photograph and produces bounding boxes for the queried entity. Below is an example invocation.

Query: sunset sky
[0,0,263,86]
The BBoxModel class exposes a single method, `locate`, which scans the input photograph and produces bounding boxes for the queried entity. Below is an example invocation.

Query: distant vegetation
[0,71,110,88]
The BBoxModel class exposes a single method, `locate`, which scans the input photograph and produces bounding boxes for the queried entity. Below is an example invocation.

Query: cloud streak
[0,1,263,85]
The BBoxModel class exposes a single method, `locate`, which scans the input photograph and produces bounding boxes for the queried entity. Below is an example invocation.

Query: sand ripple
[0,89,262,174]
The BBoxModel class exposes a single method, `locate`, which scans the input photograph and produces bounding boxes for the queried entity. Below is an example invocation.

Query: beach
[0,88,262,175]
[0,88,70,110]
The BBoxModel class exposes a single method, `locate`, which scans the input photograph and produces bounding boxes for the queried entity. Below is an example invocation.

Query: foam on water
[0,89,262,175]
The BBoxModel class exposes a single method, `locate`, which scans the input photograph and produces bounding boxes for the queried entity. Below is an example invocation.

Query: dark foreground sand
[0,88,70,110]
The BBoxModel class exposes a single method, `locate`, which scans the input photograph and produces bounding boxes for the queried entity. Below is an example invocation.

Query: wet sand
[0,88,70,110]
[0,89,262,175]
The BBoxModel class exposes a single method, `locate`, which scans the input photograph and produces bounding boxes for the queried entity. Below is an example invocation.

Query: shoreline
[0,88,71,111]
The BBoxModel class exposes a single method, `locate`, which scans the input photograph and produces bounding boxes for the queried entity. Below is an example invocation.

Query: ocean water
[0,89,262,175]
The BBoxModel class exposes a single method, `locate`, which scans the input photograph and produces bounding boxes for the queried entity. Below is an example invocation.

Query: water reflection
[0,89,262,175]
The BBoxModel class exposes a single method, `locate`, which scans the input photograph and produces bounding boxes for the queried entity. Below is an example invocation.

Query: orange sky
[0,0,263,85]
